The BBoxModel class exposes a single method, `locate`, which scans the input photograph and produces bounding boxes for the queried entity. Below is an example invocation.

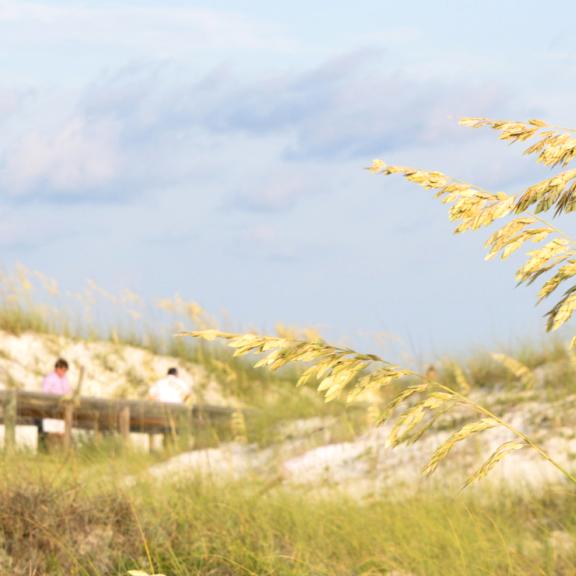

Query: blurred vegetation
[0,450,575,575]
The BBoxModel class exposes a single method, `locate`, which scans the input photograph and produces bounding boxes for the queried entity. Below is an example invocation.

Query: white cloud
[0,86,30,116]
[0,2,296,55]
[0,51,518,205]
[2,118,121,195]
[82,51,509,158]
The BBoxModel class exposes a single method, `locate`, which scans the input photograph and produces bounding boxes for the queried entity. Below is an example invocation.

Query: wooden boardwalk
[0,389,237,451]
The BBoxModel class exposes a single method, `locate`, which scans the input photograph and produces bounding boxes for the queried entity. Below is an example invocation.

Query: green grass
[0,450,575,575]
[0,302,53,336]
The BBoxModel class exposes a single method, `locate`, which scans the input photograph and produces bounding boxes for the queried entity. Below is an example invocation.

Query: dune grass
[2,266,576,573]
[0,449,575,575]
[2,264,576,405]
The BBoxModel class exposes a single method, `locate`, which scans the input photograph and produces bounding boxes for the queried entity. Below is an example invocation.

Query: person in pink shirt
[36,358,72,450]
[42,358,71,396]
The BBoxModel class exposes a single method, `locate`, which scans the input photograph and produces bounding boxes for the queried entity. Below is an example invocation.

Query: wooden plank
[63,402,74,451]
[3,389,17,454]
[73,366,85,400]
[0,389,241,441]
[92,410,101,441]
[118,406,130,444]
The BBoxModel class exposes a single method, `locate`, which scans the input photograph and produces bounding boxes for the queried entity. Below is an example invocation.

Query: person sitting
[38,358,72,449]
[42,358,71,396]
[149,367,189,404]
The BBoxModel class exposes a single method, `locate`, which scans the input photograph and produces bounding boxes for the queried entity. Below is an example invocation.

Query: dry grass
[1,450,576,575]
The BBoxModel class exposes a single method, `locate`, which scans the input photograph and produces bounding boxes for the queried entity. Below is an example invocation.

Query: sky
[1,0,576,363]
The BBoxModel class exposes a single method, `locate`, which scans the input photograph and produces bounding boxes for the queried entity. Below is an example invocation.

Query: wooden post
[92,410,101,442]
[118,406,130,445]
[63,402,74,451]
[161,407,178,452]
[74,367,85,400]
[3,389,17,454]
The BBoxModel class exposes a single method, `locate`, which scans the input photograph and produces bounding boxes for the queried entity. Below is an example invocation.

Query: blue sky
[1,0,576,363]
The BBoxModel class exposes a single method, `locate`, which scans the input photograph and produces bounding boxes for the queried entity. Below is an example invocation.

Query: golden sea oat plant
[491,353,536,389]
[369,118,576,334]
[181,329,575,487]
[184,118,576,487]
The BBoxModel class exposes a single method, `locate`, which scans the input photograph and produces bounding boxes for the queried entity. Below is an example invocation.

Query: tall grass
[0,450,575,575]
[0,266,286,391]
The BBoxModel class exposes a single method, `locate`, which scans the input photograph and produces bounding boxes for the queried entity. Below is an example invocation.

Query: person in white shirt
[148,367,189,404]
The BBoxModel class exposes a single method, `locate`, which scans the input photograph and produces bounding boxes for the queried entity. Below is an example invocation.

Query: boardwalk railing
[0,389,237,451]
